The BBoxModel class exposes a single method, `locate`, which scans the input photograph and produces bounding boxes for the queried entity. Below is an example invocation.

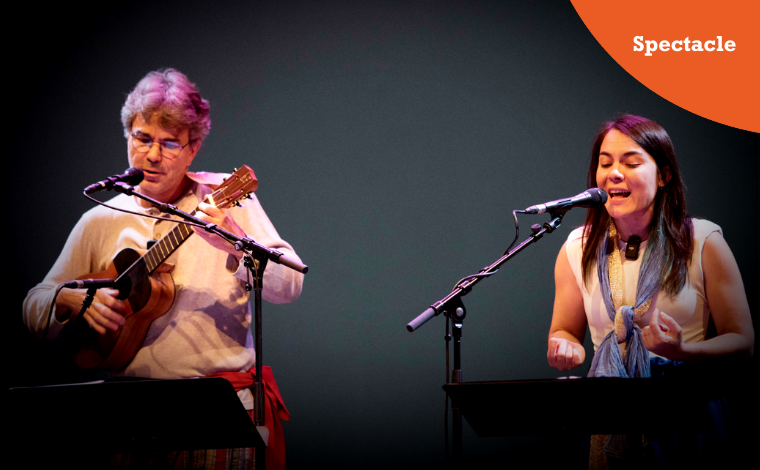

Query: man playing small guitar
[23,68,303,469]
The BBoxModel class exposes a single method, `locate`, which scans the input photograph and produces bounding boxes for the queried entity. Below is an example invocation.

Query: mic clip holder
[542,210,566,232]
[74,287,98,326]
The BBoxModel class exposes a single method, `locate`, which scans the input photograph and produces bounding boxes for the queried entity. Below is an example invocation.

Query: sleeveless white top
[565,219,721,355]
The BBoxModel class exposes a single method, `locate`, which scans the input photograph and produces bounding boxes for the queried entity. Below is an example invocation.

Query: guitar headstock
[209,166,258,209]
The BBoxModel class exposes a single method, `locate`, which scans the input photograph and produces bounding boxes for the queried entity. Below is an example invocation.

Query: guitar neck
[113,218,195,286]
[114,165,258,284]
[143,221,195,273]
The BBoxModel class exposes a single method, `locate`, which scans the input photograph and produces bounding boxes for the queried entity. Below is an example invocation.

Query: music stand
[443,377,720,437]
[5,377,264,467]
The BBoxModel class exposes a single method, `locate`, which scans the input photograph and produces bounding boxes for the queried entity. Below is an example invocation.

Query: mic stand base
[445,299,466,465]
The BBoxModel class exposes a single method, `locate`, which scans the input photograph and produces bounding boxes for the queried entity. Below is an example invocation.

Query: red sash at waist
[207,366,290,470]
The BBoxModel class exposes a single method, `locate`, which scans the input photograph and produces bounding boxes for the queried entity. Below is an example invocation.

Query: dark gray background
[9,1,758,468]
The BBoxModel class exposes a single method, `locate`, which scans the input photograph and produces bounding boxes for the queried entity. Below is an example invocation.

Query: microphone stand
[75,288,99,324]
[407,209,568,465]
[66,279,118,325]
[110,182,308,456]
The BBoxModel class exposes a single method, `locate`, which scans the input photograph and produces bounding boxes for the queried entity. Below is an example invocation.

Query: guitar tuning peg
[245,193,252,199]
[231,201,240,208]
[222,177,227,182]
[233,168,239,172]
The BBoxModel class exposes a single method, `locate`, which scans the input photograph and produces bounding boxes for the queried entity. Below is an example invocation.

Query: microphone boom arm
[406,211,565,332]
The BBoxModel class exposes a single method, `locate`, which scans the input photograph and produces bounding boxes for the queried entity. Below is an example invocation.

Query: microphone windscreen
[594,188,607,203]
[124,167,145,185]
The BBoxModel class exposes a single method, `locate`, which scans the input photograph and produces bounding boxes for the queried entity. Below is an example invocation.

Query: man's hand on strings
[193,201,247,258]
[56,288,126,335]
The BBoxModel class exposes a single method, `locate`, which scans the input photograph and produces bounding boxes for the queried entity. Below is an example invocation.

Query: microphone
[61,279,117,289]
[523,188,607,214]
[84,168,144,194]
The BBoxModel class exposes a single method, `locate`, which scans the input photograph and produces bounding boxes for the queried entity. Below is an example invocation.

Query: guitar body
[63,248,176,371]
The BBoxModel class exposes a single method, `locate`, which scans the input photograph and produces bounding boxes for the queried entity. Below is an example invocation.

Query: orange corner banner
[571,0,760,133]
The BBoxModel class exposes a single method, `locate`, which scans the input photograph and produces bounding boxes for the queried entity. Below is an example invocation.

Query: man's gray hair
[121,68,210,143]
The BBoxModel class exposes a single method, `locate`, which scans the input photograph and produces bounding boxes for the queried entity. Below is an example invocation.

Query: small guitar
[62,166,258,371]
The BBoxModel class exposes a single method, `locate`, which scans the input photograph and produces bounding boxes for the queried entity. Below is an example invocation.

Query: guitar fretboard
[143,221,195,273]
[113,165,257,284]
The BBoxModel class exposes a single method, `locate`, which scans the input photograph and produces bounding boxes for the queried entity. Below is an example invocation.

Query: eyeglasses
[131,132,191,159]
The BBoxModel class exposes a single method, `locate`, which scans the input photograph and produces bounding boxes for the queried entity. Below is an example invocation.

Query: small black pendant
[625,235,642,260]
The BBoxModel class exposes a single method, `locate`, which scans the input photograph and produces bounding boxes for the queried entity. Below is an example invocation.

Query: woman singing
[546,115,753,467]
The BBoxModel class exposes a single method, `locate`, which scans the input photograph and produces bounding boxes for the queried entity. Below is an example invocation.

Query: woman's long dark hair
[581,115,693,297]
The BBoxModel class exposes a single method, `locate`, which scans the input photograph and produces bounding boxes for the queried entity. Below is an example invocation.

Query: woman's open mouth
[608,189,631,198]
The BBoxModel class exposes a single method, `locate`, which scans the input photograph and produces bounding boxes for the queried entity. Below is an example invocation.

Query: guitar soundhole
[116,277,132,301]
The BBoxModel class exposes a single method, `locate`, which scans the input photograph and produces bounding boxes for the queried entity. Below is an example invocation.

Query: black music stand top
[444,376,725,437]
[5,377,262,453]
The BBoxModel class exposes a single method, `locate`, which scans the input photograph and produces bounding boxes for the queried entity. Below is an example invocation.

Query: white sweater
[23,175,303,379]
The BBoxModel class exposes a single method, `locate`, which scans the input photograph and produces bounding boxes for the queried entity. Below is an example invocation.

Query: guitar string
[82,183,252,283]
[84,174,251,277]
